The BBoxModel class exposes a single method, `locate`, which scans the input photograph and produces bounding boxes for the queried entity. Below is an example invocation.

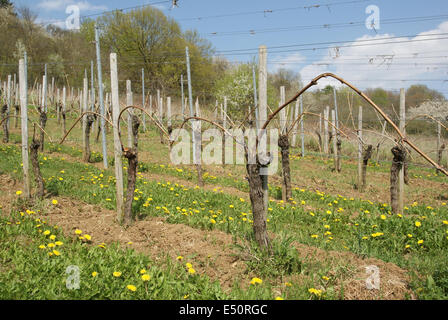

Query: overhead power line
[207,14,448,37]
[175,0,370,21]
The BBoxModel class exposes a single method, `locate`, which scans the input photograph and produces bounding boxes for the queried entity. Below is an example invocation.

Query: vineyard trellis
[1,45,447,251]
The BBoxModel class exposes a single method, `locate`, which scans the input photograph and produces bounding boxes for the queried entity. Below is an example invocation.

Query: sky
[11,0,448,95]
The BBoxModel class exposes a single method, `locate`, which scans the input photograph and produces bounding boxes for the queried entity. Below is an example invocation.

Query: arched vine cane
[0,115,54,143]
[260,73,448,177]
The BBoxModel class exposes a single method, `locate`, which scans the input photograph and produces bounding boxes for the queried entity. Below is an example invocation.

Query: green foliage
[214,63,254,119]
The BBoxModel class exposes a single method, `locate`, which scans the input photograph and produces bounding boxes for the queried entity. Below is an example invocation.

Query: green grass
[1,142,448,299]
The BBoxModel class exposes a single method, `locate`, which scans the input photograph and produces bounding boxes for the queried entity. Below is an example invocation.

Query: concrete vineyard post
[110,53,124,224]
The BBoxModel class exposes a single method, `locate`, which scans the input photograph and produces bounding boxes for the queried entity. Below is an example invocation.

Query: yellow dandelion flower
[92,272,98,277]
[113,271,122,277]
[250,277,263,285]
[75,229,82,235]
[141,274,151,281]
[127,285,137,292]
[52,199,58,205]
[188,268,196,275]
[308,288,322,296]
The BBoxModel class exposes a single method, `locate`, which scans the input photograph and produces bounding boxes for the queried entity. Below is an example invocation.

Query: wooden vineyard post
[252,64,259,129]
[398,88,405,214]
[167,96,172,133]
[82,77,88,159]
[126,80,134,148]
[6,75,11,132]
[279,86,286,133]
[157,89,161,119]
[157,89,164,144]
[358,106,363,189]
[2,75,11,143]
[62,86,67,135]
[51,77,55,106]
[437,122,441,166]
[318,112,323,151]
[334,87,342,172]
[57,87,61,124]
[436,122,445,171]
[300,96,305,156]
[185,46,204,187]
[19,58,31,198]
[142,68,146,132]
[39,74,47,151]
[222,96,227,167]
[244,44,270,249]
[94,23,108,169]
[14,82,19,128]
[110,53,124,224]
[323,107,329,154]
[331,109,338,170]
[181,74,185,120]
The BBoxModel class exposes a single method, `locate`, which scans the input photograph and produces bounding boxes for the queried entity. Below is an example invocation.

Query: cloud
[37,0,107,12]
[298,21,448,90]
